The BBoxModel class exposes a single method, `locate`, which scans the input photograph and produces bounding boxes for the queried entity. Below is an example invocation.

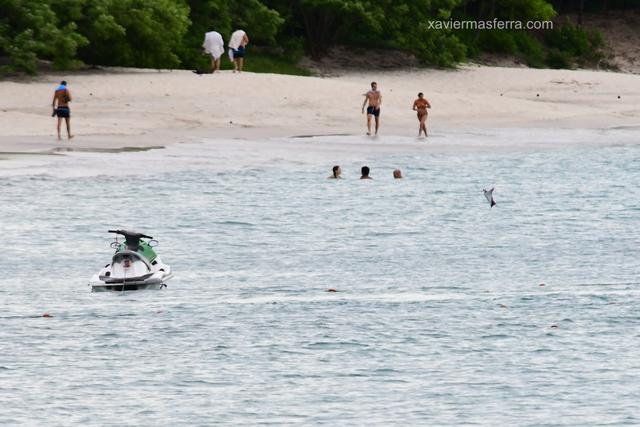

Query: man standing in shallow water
[362,81,382,135]
[52,80,73,140]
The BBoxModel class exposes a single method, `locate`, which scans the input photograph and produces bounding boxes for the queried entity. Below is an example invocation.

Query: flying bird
[483,187,496,208]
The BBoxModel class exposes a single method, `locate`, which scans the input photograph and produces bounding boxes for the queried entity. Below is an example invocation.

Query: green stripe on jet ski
[115,240,158,263]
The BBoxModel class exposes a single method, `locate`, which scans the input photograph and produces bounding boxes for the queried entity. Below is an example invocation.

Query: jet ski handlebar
[108,230,153,240]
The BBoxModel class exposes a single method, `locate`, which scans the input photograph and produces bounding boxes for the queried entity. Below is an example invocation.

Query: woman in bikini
[412,92,431,137]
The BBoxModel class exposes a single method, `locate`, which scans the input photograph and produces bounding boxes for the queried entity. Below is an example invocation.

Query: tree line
[1,0,637,74]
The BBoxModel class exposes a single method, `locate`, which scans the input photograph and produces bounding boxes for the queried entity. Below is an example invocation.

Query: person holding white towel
[202,30,224,72]
[228,29,249,72]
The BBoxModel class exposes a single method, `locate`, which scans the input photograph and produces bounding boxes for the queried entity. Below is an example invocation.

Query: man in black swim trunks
[361,81,382,135]
[52,80,73,140]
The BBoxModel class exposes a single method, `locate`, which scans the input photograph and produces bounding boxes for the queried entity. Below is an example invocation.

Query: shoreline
[2,126,638,166]
[2,124,640,160]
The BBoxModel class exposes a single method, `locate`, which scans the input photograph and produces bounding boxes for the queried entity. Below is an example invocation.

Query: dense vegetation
[0,0,637,74]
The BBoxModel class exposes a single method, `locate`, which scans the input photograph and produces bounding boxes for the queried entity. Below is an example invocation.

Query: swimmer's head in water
[332,165,341,178]
[393,169,403,179]
[361,166,370,177]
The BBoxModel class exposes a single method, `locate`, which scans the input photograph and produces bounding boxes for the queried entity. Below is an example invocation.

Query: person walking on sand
[228,29,249,72]
[52,80,73,140]
[362,82,382,135]
[412,92,431,137]
[203,30,224,73]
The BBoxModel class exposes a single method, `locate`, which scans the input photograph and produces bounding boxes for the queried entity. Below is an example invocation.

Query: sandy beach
[0,65,638,154]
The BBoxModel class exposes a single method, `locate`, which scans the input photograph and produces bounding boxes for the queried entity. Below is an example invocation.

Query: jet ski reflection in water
[89,229,173,292]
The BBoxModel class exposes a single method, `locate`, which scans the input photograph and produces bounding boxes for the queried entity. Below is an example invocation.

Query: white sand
[0,65,638,153]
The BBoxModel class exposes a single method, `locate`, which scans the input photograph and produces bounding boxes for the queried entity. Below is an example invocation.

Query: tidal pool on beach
[1,129,639,425]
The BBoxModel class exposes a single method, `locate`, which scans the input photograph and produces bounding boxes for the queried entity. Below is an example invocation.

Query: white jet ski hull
[89,255,173,292]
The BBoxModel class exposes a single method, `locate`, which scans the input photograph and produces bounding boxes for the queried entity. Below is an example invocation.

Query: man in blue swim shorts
[52,80,73,140]
[229,29,249,72]
[361,81,382,135]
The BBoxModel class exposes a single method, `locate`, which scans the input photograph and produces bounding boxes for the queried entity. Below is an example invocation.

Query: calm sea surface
[1,130,639,425]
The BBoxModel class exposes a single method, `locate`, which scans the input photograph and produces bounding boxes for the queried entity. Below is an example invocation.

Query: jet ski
[89,229,173,292]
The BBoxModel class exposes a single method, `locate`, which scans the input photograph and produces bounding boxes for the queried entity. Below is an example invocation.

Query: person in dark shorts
[361,82,382,135]
[366,106,380,116]
[234,45,245,58]
[229,30,249,72]
[52,80,73,140]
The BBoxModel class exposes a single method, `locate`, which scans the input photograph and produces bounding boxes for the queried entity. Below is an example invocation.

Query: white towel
[202,31,224,59]
[228,30,246,50]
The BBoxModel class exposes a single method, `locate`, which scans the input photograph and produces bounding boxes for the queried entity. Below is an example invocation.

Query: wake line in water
[569,281,640,287]
[221,292,467,305]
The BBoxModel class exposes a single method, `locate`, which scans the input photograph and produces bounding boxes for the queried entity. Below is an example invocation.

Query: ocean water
[1,129,640,425]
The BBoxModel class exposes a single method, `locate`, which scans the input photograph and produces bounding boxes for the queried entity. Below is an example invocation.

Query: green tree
[468,0,555,20]
[230,0,283,45]
[456,0,556,66]
[375,0,467,66]
[0,0,87,73]
[265,0,466,66]
[74,0,191,68]
[271,0,380,59]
